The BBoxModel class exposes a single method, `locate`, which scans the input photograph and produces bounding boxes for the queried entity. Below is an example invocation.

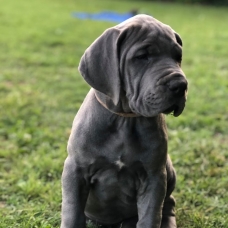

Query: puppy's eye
[136,53,151,61]
[136,54,149,60]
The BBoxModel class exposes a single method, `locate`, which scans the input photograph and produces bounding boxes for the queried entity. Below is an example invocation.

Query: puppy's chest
[77,116,167,202]
[80,117,167,183]
[86,117,167,163]
[86,156,147,203]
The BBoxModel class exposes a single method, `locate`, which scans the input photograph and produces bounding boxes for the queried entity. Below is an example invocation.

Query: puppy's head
[79,14,188,117]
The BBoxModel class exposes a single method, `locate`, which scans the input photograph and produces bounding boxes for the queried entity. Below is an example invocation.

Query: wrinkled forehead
[116,15,175,40]
[115,15,178,55]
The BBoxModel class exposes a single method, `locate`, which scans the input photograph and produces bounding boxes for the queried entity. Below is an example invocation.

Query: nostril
[168,80,187,97]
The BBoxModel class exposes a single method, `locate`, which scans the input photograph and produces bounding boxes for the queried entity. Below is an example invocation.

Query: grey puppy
[61,14,188,228]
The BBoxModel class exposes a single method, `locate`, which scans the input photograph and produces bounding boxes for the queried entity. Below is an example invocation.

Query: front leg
[161,156,177,228]
[137,170,167,228]
[61,156,89,228]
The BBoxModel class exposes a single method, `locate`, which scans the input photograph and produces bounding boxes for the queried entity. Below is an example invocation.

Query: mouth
[162,102,185,117]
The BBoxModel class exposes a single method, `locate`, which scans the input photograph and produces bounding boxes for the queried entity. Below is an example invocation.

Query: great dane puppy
[61,14,188,228]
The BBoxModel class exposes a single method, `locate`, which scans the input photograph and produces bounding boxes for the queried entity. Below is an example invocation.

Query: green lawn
[0,0,228,227]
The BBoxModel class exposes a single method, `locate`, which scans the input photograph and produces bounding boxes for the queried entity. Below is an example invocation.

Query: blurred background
[0,0,228,227]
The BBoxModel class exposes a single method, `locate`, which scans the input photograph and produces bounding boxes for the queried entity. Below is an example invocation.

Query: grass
[0,0,228,227]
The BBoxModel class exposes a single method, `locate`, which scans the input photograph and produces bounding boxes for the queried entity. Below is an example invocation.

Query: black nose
[168,79,187,97]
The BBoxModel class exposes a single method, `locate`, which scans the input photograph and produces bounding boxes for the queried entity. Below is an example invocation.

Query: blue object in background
[72,11,135,23]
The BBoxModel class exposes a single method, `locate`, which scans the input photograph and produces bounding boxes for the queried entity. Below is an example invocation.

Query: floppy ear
[78,28,124,105]
[174,32,183,47]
